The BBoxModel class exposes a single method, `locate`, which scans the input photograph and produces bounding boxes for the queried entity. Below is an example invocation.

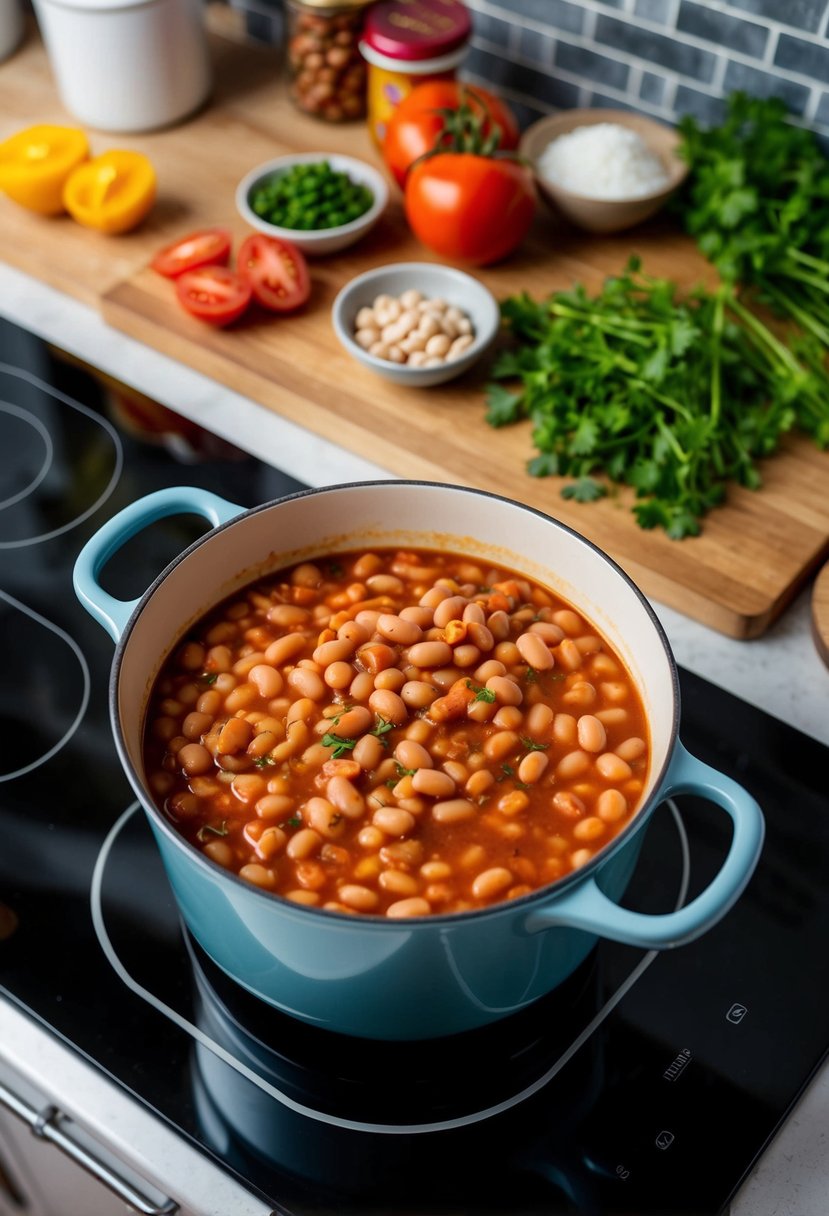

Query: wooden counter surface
[1,18,827,639]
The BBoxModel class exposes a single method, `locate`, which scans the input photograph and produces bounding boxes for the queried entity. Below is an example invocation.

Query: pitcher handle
[73,486,244,642]
[525,742,765,948]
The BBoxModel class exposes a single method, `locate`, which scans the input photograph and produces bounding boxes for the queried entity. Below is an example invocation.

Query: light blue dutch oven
[74,480,765,1040]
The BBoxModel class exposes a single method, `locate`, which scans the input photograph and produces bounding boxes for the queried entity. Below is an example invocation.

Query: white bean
[355,327,379,349]
[356,291,474,369]
[425,333,452,358]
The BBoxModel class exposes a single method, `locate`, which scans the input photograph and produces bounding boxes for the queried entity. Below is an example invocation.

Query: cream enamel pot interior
[73,481,765,1040]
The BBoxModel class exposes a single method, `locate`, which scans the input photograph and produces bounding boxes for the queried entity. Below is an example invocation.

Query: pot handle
[73,486,244,642]
[525,741,765,949]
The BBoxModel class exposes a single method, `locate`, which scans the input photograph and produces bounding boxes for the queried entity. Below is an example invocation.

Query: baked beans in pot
[74,480,765,1039]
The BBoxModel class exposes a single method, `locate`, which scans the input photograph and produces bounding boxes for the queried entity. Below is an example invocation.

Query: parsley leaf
[465,680,496,703]
[321,732,357,759]
[370,716,394,742]
[197,821,228,841]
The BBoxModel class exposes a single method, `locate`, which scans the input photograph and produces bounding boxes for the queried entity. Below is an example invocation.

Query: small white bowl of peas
[236,152,389,255]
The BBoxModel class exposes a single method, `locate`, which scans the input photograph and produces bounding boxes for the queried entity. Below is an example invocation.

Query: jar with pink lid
[359,0,472,146]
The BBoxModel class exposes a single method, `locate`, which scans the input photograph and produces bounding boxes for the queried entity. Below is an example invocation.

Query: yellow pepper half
[63,150,157,234]
[0,124,90,215]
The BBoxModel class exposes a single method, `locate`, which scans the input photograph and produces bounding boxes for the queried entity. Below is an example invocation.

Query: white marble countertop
[1,260,827,1215]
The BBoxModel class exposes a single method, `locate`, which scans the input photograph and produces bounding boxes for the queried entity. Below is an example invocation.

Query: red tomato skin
[151,228,232,278]
[404,155,536,266]
[383,82,520,188]
[236,234,311,313]
[175,266,252,326]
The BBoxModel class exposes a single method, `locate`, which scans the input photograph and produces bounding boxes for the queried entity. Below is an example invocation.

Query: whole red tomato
[383,82,520,188]
[405,154,536,266]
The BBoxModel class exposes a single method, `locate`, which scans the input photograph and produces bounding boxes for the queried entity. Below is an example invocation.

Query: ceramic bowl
[235,152,389,256]
[519,108,689,234]
[331,262,500,388]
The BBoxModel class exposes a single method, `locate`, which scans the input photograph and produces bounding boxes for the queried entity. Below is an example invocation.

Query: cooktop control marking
[662,1047,692,1082]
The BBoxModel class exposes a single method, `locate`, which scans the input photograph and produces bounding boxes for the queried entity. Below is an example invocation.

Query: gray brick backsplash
[723,59,812,114]
[226,0,829,139]
[468,10,513,50]
[586,92,642,113]
[677,2,769,61]
[673,85,728,126]
[632,0,672,22]
[594,15,719,83]
[639,71,667,105]
[515,26,556,70]
[726,0,828,32]
[553,41,631,91]
[775,32,829,77]
[464,44,582,110]
[504,0,585,36]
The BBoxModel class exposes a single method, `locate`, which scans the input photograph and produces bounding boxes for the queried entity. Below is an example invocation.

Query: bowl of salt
[519,108,689,233]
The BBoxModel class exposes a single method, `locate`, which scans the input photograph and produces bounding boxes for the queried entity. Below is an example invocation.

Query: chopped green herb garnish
[253,756,276,768]
[280,815,302,829]
[520,736,549,752]
[524,667,538,684]
[370,716,394,742]
[395,763,416,778]
[497,763,515,783]
[197,821,228,841]
[465,680,496,703]
[200,672,219,685]
[328,562,344,576]
[321,732,358,759]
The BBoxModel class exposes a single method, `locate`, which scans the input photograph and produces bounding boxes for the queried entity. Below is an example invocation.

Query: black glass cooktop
[1,315,828,1216]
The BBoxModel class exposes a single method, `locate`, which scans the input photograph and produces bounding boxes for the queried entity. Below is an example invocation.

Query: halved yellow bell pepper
[63,150,156,234]
[0,124,89,215]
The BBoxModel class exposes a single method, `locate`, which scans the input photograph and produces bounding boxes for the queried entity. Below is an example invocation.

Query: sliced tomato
[175,266,252,326]
[236,234,310,313]
[151,228,233,278]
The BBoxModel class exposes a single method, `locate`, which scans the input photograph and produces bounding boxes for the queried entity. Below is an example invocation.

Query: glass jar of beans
[285,0,373,123]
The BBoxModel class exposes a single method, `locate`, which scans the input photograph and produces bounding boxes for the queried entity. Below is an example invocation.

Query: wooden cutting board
[101,201,829,640]
[2,22,827,639]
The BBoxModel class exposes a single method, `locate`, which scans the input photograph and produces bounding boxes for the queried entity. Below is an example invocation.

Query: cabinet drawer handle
[0,1078,178,1215]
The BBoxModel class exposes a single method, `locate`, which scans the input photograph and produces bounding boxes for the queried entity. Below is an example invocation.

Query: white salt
[536,121,670,200]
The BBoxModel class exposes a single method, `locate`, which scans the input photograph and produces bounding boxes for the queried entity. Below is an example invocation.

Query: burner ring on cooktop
[90,799,692,1136]
[0,361,123,550]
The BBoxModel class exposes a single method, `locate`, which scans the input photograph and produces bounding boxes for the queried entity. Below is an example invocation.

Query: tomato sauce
[143,548,650,917]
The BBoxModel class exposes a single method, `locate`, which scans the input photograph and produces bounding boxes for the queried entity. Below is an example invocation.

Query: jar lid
[289,0,374,9]
[362,0,472,62]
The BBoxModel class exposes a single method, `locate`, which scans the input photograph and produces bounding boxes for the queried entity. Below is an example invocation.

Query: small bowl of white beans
[331,262,500,387]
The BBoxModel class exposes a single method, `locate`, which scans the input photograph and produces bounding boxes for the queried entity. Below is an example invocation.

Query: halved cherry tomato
[236,234,310,313]
[175,266,252,326]
[383,82,520,189]
[151,228,232,278]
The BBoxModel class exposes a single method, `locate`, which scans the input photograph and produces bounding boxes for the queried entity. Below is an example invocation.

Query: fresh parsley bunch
[485,258,828,538]
[675,90,829,422]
